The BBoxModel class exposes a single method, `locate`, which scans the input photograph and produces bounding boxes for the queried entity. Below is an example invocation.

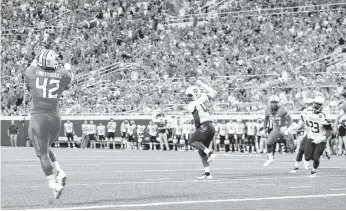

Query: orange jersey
[264,105,290,129]
[25,66,72,114]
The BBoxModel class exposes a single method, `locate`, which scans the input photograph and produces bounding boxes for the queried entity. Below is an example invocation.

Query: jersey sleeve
[187,103,196,113]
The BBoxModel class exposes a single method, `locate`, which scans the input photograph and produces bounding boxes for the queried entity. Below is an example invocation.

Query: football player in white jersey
[106,118,117,149]
[147,121,158,150]
[246,118,257,153]
[175,118,184,151]
[120,120,129,149]
[218,120,227,152]
[288,96,333,177]
[185,80,217,179]
[89,121,97,149]
[137,124,146,150]
[81,120,89,149]
[97,122,106,149]
[183,120,191,151]
[227,120,236,152]
[235,119,245,152]
[64,120,75,148]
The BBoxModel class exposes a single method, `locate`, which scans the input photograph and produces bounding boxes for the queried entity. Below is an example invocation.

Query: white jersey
[190,124,195,134]
[121,122,129,133]
[147,124,157,136]
[127,124,136,136]
[219,123,227,136]
[81,124,89,134]
[235,123,245,134]
[97,125,106,136]
[227,122,236,134]
[214,123,220,134]
[64,122,73,133]
[246,122,257,136]
[88,124,96,134]
[302,107,331,140]
[137,125,145,134]
[187,93,212,124]
[176,124,183,135]
[183,123,190,135]
[107,122,117,133]
[256,123,263,136]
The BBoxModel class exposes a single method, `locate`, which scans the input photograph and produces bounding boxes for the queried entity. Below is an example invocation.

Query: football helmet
[312,96,324,113]
[37,49,58,69]
[304,98,314,108]
[269,95,280,110]
[185,86,201,101]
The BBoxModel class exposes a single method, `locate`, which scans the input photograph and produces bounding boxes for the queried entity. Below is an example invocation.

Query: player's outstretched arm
[196,80,217,99]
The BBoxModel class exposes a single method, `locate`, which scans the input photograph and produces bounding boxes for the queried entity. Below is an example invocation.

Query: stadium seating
[1,0,346,116]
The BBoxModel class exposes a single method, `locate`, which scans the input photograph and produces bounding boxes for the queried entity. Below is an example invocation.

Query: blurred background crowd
[1,0,346,116]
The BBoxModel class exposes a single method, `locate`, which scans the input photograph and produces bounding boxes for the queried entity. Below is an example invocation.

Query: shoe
[263,159,274,167]
[207,152,217,163]
[56,170,67,187]
[309,170,317,178]
[49,182,64,199]
[290,167,299,173]
[197,173,212,180]
[325,151,331,160]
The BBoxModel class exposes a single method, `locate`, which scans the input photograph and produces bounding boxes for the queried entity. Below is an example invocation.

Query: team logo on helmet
[37,49,58,69]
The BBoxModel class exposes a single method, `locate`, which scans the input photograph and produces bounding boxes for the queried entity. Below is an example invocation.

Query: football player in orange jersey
[24,48,73,199]
[263,95,293,167]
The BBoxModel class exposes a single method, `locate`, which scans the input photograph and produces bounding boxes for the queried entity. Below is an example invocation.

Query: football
[81,17,99,29]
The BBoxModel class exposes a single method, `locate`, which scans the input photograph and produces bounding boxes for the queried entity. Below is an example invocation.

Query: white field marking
[31,193,346,210]
[329,188,346,191]
[8,166,346,175]
[3,174,345,189]
[286,186,313,189]
[2,179,237,189]
[2,162,271,167]
[250,184,274,186]
[2,158,266,162]
[145,178,171,181]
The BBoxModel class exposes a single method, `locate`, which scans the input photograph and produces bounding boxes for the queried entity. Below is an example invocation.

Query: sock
[47,174,56,187]
[312,168,316,172]
[53,161,62,172]
[268,153,274,160]
[204,166,210,173]
[203,148,210,154]
[294,161,300,168]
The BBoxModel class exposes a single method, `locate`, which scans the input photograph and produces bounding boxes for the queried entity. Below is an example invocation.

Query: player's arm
[196,80,217,99]
[263,112,270,130]
[333,110,344,134]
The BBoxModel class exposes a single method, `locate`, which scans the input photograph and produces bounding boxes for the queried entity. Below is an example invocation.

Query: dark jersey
[264,105,291,129]
[25,66,72,114]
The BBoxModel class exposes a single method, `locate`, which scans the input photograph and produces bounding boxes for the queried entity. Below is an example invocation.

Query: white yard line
[2,174,344,189]
[28,193,346,210]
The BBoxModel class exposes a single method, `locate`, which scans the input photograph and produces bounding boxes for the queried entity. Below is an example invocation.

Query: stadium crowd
[1,0,346,116]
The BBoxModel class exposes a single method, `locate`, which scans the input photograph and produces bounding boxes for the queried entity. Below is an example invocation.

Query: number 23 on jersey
[36,77,60,99]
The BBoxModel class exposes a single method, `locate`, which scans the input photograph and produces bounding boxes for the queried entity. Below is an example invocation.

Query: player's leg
[164,133,169,151]
[14,134,18,147]
[10,134,14,147]
[188,122,217,162]
[29,114,64,199]
[196,150,212,179]
[263,128,281,166]
[310,141,327,177]
[338,133,343,155]
[291,135,308,173]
